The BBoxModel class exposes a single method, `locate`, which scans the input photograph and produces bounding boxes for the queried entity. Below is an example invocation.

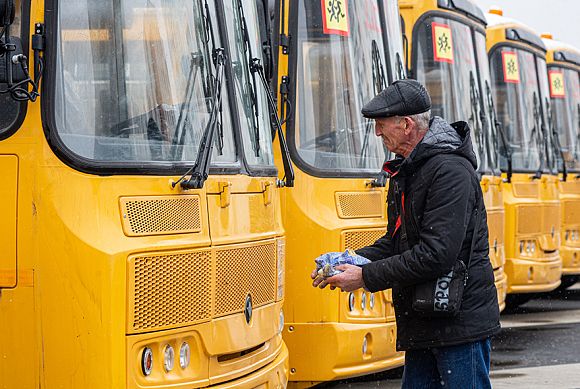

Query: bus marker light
[179,342,190,369]
[163,345,174,372]
[141,347,153,376]
[348,293,355,312]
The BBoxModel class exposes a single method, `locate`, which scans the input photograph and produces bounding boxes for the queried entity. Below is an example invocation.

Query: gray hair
[409,110,431,132]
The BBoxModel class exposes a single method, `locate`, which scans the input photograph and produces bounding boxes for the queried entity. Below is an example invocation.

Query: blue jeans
[401,338,492,389]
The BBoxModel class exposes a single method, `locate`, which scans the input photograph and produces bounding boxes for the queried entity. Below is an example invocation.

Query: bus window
[53,0,237,166]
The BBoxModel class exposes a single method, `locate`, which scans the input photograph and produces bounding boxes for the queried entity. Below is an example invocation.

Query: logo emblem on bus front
[244,294,253,324]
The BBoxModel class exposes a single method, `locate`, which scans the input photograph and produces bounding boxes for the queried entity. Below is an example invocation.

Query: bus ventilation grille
[343,228,387,251]
[131,249,212,332]
[120,195,202,236]
[336,192,383,219]
[563,200,580,226]
[214,241,277,317]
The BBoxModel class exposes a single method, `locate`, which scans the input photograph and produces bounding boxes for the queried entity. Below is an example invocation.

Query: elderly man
[312,79,500,388]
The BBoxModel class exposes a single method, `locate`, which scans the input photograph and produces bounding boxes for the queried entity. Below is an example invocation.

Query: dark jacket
[356,116,500,351]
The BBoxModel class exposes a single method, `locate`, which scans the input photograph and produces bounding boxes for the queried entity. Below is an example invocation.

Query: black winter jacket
[356,116,500,351]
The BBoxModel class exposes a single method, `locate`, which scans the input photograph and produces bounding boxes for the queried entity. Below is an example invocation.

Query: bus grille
[214,241,277,317]
[336,192,384,219]
[120,195,202,236]
[562,200,580,226]
[130,249,212,332]
[516,205,542,235]
[128,240,278,332]
[343,228,387,250]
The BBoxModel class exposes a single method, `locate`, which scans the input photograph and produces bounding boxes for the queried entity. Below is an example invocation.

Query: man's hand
[311,264,366,292]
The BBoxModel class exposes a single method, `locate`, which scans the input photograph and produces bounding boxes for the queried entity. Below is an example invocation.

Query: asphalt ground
[321,283,580,388]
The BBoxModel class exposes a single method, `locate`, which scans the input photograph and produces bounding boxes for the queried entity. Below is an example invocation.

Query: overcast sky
[472,0,580,49]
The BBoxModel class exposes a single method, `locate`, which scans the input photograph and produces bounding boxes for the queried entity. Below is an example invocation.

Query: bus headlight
[519,241,525,254]
[163,345,174,372]
[277,238,285,300]
[141,347,153,376]
[361,293,367,311]
[369,293,375,309]
[179,342,190,369]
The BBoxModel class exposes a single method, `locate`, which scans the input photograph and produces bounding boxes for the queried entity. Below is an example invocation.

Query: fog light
[361,293,367,310]
[369,293,375,309]
[163,345,174,372]
[141,347,153,376]
[348,293,355,311]
[279,310,285,334]
[180,342,190,369]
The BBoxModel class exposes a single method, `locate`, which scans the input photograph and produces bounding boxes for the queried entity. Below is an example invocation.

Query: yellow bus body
[0,1,289,388]
[486,16,564,296]
[399,0,508,311]
[272,1,404,386]
[542,36,580,281]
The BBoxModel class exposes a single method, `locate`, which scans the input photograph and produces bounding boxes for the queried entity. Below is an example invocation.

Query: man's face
[374,116,407,154]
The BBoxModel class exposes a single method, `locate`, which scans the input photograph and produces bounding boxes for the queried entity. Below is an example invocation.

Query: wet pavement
[322,283,580,388]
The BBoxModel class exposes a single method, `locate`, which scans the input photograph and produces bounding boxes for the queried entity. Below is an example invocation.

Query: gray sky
[472,0,580,49]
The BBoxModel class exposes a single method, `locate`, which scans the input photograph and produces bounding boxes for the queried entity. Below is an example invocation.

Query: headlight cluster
[519,240,536,255]
[348,292,375,312]
[566,230,580,242]
[141,342,191,376]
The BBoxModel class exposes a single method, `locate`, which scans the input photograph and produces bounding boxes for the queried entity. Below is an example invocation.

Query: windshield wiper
[531,92,544,179]
[485,81,512,182]
[173,49,226,190]
[250,57,294,187]
[469,71,486,163]
[359,40,388,181]
[171,52,205,160]
[235,0,262,157]
[546,98,567,181]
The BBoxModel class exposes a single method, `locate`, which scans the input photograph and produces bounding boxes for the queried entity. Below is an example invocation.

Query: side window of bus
[0,0,24,138]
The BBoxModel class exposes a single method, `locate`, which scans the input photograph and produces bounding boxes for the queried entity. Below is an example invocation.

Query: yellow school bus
[485,9,563,306]
[541,34,580,289]
[398,0,507,311]
[0,0,291,387]
[272,0,405,386]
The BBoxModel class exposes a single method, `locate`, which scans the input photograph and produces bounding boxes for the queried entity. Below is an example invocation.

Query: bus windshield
[490,47,545,172]
[54,0,237,165]
[414,17,491,173]
[549,66,580,172]
[291,0,393,175]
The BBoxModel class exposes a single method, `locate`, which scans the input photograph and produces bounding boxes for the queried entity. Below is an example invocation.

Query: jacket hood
[403,116,477,172]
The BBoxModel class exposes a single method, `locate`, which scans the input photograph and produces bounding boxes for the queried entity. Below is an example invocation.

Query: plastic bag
[314,249,371,279]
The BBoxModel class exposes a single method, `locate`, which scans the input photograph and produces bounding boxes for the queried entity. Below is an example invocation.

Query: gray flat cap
[361,79,431,119]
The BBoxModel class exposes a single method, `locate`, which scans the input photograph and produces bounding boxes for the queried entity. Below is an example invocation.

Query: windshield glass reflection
[490,48,544,172]
[54,0,236,165]
[550,66,580,172]
[293,0,390,174]
[415,17,492,172]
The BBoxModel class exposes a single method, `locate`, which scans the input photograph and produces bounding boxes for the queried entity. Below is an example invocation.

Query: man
[312,79,500,388]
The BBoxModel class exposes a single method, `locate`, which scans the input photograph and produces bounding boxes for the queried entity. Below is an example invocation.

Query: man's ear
[403,116,413,135]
